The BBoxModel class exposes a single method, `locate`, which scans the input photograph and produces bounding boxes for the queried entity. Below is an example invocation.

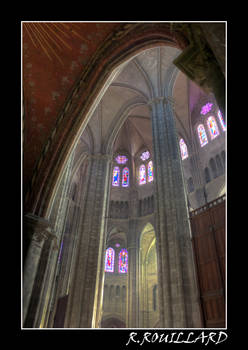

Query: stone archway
[23,23,225,329]
[139,223,159,328]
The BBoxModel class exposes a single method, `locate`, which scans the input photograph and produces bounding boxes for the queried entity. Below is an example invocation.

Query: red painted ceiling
[22,22,119,192]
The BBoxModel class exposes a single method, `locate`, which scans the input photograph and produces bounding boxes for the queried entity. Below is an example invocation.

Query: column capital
[24,213,55,243]
[87,153,112,162]
[147,96,175,108]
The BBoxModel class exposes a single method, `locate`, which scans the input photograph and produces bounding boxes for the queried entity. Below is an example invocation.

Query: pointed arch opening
[139,223,159,328]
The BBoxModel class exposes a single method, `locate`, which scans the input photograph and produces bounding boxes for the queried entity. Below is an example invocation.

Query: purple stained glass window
[217,110,226,131]
[147,160,154,182]
[140,151,150,161]
[139,164,146,185]
[119,249,128,273]
[207,116,219,139]
[112,166,120,186]
[122,167,129,187]
[179,138,188,160]
[105,247,115,273]
[197,124,208,147]
[201,102,213,115]
[115,155,128,164]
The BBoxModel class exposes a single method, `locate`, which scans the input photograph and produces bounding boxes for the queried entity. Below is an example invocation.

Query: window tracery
[147,160,154,182]
[122,167,129,187]
[118,249,128,273]
[207,116,219,140]
[139,164,146,185]
[179,138,188,160]
[197,124,208,147]
[105,247,115,273]
[112,166,120,186]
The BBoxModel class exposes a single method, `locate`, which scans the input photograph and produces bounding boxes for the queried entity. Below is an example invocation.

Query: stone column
[36,149,75,328]
[23,213,54,326]
[65,153,112,328]
[126,189,139,328]
[149,96,202,328]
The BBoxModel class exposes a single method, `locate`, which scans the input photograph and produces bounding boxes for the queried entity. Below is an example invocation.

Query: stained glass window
[119,249,128,273]
[201,102,213,115]
[115,155,128,164]
[197,124,208,147]
[112,166,120,186]
[207,116,219,139]
[122,167,129,187]
[179,138,188,160]
[217,110,226,131]
[139,164,146,185]
[105,247,115,273]
[147,160,154,182]
[140,150,150,161]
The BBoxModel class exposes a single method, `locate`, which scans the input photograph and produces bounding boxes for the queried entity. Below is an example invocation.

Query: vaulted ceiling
[22,22,214,214]
[75,45,205,162]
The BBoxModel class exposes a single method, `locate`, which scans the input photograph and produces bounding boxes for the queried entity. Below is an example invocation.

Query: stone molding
[87,153,112,161]
[24,213,56,245]
[148,96,174,104]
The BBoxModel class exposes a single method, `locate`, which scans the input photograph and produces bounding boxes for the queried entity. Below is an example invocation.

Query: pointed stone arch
[139,222,159,327]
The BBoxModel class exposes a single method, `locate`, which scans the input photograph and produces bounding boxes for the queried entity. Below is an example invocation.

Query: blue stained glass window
[207,116,219,140]
[105,247,115,273]
[179,138,188,160]
[147,161,154,182]
[112,166,120,186]
[197,124,208,147]
[119,248,128,273]
[122,167,129,187]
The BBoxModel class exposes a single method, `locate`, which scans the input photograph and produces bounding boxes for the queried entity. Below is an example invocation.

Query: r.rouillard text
[126,331,228,346]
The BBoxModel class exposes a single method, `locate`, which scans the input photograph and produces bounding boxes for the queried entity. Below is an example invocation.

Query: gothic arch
[104,96,148,154]
[139,222,159,328]
[27,25,188,217]
[101,315,126,328]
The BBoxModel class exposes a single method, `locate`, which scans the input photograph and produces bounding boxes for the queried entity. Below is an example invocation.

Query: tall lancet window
[207,116,220,139]
[122,167,129,187]
[112,166,120,186]
[197,124,208,147]
[217,110,226,131]
[139,164,146,185]
[179,138,188,160]
[119,249,128,273]
[147,160,154,182]
[105,247,115,273]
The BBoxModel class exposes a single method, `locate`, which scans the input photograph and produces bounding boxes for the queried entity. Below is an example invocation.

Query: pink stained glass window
[119,249,128,273]
[115,155,128,164]
[112,166,120,186]
[197,124,208,147]
[207,116,220,139]
[201,102,213,115]
[140,150,150,161]
[122,167,129,187]
[217,110,226,131]
[105,247,115,273]
[179,138,188,160]
[147,160,154,182]
[139,164,146,185]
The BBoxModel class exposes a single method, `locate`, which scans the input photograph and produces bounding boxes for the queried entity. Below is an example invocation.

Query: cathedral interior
[22,22,226,329]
